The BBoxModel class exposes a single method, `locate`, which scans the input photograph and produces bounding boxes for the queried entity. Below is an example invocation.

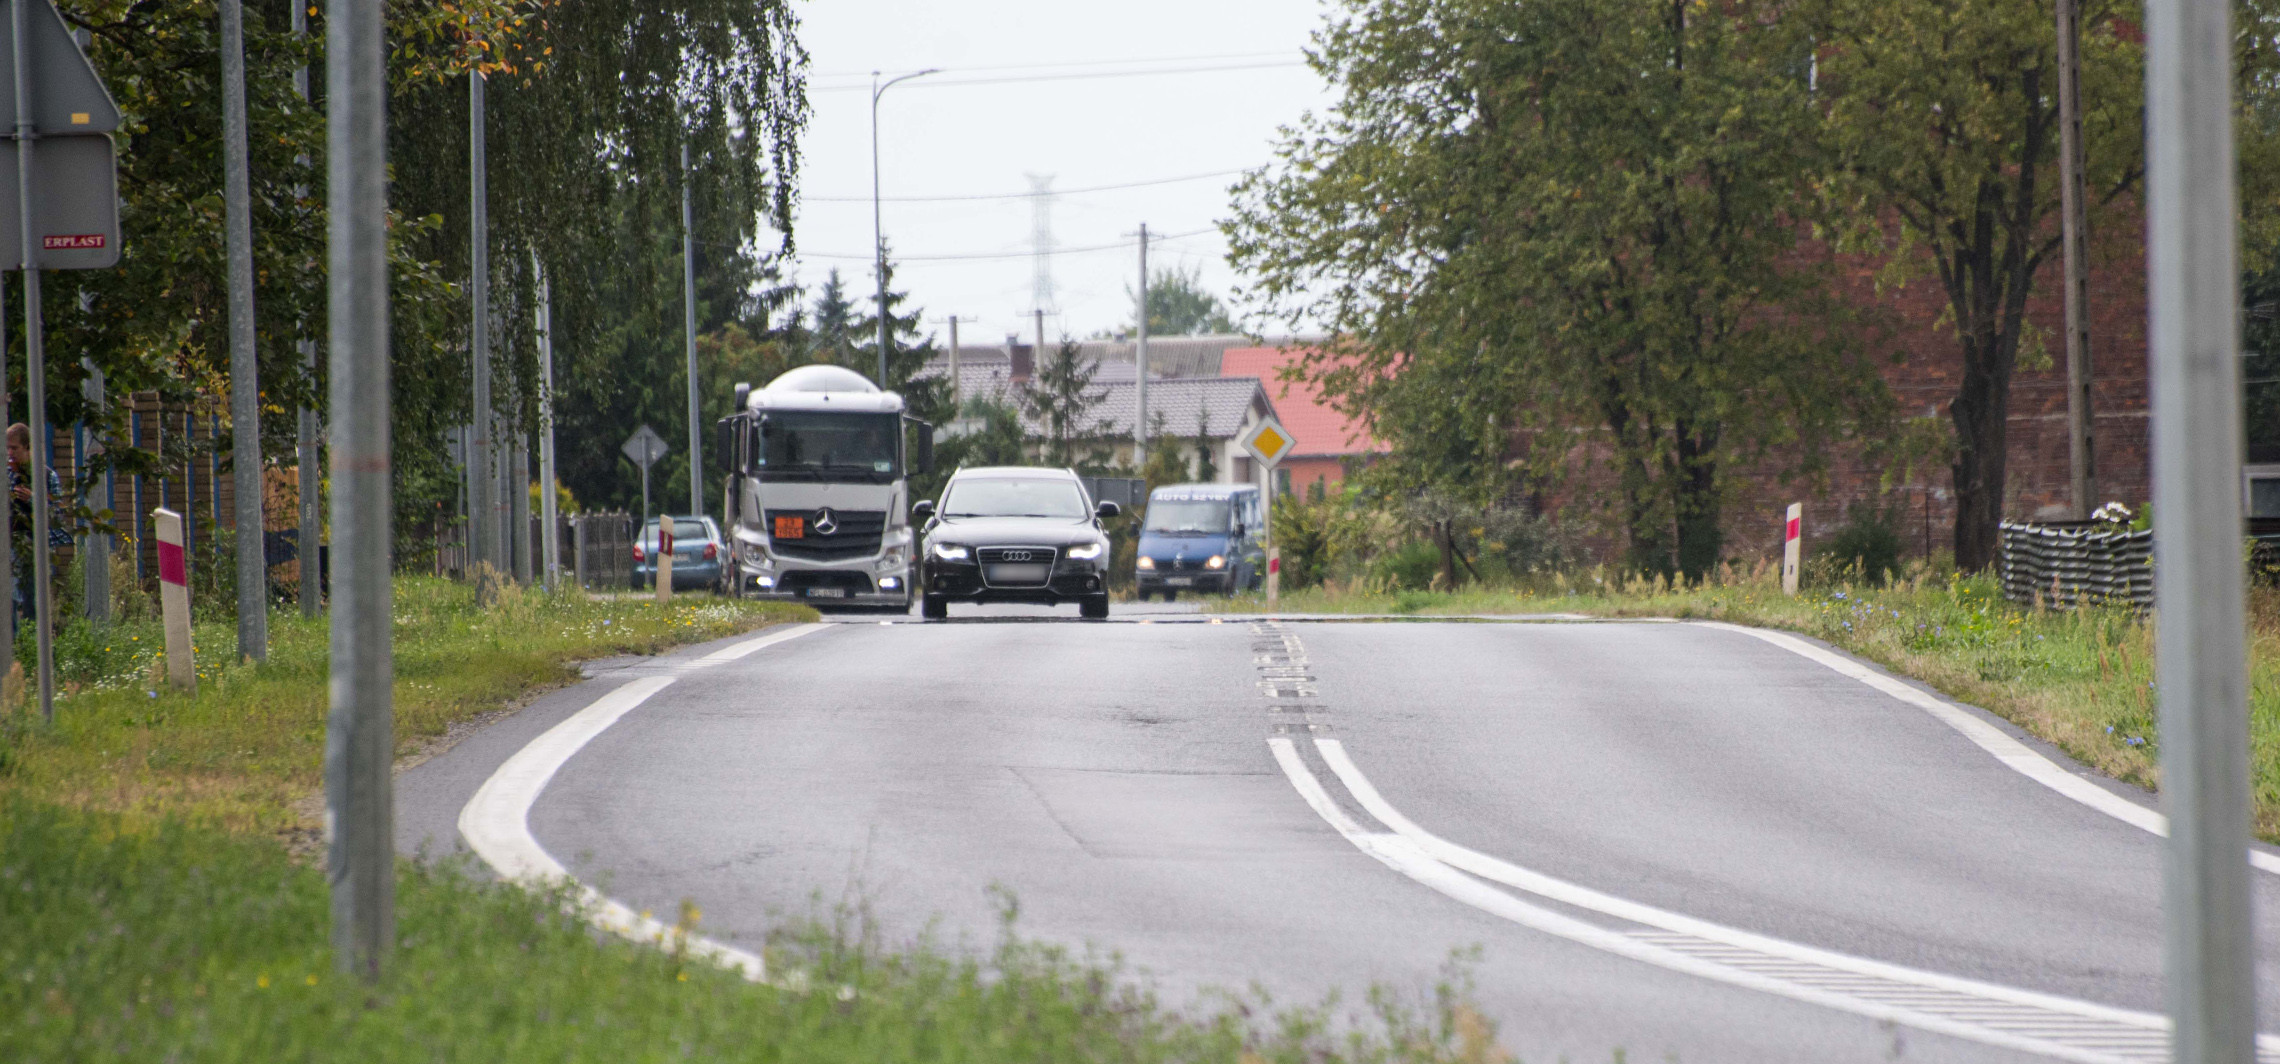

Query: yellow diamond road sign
[1242,416,1296,467]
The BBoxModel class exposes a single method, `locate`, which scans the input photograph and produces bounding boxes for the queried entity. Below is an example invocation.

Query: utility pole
[222,0,264,662]
[293,0,319,616]
[2148,0,2258,1053]
[536,258,558,591]
[681,141,702,519]
[13,0,54,721]
[930,314,975,412]
[325,0,394,980]
[467,69,493,588]
[2058,0,2096,518]
[1033,308,1047,374]
[1134,222,1150,458]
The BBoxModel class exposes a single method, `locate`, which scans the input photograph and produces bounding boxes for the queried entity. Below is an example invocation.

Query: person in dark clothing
[8,423,71,634]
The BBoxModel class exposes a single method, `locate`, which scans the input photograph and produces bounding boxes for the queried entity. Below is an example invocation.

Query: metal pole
[1135,222,1149,457]
[536,258,558,591]
[0,274,10,674]
[681,141,702,519]
[467,69,492,584]
[2058,0,2096,519]
[294,0,319,617]
[948,316,960,409]
[2148,0,2258,1051]
[868,69,936,388]
[325,0,393,980]
[14,0,52,722]
[222,0,265,662]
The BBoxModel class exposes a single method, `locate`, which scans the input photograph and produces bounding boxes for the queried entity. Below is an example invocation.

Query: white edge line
[1693,620,2280,878]
[458,622,828,981]
[1267,738,2138,1064]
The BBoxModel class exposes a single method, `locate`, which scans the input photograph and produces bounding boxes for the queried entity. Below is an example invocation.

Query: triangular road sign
[0,0,119,134]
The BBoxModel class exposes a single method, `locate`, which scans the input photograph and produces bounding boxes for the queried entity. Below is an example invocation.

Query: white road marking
[1693,621,2280,874]
[1270,737,2195,1063]
[459,622,828,980]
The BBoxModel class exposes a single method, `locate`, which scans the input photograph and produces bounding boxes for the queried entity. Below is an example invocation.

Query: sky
[772,0,1339,352]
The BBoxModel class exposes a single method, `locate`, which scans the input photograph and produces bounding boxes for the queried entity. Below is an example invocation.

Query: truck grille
[766,508,886,562]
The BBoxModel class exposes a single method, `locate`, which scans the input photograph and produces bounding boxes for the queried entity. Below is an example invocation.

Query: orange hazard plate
[774,516,805,539]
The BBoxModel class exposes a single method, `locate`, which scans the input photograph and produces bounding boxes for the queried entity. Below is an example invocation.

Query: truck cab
[715,365,932,608]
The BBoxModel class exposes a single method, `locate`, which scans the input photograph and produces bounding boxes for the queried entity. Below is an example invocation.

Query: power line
[810,50,1300,81]
[806,166,1263,203]
[809,60,1309,94]
[795,226,1221,263]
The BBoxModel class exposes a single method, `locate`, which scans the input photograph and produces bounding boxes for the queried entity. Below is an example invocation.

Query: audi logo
[997,550,1036,562]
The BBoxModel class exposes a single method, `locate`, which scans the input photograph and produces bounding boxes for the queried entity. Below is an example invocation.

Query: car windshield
[941,478,1090,519]
[1144,499,1230,535]
[757,412,899,481]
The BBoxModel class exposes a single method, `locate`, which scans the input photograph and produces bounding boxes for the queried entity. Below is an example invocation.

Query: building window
[1274,467,1292,497]
[1235,455,1252,483]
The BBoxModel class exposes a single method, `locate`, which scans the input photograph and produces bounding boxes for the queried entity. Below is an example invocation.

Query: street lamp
[871,68,939,388]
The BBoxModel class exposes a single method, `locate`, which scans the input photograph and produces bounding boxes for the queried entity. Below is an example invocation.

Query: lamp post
[871,68,938,387]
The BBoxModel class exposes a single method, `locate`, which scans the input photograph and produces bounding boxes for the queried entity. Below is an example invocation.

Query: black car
[913,466,1119,620]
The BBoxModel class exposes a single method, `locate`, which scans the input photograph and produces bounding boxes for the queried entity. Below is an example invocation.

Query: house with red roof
[1218,346,1387,499]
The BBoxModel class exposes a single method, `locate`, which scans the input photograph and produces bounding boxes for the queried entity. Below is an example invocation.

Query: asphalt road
[398,613,2280,1063]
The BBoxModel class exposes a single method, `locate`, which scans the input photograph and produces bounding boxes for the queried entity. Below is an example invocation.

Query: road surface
[399,611,2280,1063]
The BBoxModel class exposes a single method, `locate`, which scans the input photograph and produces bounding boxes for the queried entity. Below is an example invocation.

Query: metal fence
[572,512,635,592]
[1996,519,2153,610]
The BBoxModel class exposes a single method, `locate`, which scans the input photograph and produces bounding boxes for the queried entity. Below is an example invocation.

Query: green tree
[855,251,951,426]
[1019,338,1109,470]
[1127,262,1235,336]
[806,270,862,370]
[1806,0,2150,571]
[1228,0,1886,580]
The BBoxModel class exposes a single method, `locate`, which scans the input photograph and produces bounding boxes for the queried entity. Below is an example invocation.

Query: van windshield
[758,412,899,482]
[1144,499,1229,535]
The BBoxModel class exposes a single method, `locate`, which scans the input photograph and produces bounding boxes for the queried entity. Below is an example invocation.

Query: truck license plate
[805,587,846,599]
[1166,577,1194,587]
[774,516,805,539]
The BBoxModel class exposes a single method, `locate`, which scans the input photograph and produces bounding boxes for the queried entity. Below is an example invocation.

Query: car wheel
[1134,589,1150,603]
[1162,589,1177,603]
[921,594,948,620]
[1080,594,1110,620]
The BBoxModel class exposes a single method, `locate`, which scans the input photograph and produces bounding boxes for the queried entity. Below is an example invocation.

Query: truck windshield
[758,412,899,481]
[1144,498,1230,535]
[941,478,1089,519]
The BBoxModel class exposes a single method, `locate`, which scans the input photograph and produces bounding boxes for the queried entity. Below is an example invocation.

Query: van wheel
[1080,594,1110,620]
[1162,589,1177,603]
[1135,590,1151,602]
[921,595,948,620]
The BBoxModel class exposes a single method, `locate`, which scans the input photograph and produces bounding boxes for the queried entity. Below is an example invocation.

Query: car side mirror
[912,499,936,523]
[1096,500,1121,520]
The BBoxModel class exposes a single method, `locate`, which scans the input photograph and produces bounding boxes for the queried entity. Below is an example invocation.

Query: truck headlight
[1135,555,1155,570]
[1205,555,1227,570]
[877,549,905,572]
[932,543,970,561]
[1065,542,1104,561]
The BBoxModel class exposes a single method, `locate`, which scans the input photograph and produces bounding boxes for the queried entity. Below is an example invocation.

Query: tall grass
[0,576,813,835]
[1231,566,2280,841]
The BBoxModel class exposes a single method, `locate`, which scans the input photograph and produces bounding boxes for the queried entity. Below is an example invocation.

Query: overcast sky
[773,0,1338,353]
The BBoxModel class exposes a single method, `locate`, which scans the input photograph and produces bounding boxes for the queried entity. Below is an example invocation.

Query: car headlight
[1135,555,1155,570]
[1205,554,1227,570]
[932,543,970,561]
[1065,542,1105,561]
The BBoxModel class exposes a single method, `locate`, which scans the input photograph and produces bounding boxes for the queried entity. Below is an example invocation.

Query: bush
[1814,499,1906,587]
[1270,497,1335,589]
[1370,539,1445,591]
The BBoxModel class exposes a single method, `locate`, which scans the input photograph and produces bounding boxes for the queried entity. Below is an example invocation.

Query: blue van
[1134,483,1266,600]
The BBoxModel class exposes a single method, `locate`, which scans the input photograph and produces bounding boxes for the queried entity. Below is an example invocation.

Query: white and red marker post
[1267,547,1281,605]
[654,520,673,604]
[1781,502,1802,596]
[153,508,195,693]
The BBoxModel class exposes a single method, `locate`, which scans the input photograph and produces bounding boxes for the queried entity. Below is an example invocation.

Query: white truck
[714,365,932,609]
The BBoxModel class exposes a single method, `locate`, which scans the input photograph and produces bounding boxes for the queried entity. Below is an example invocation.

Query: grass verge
[1225,569,2280,841]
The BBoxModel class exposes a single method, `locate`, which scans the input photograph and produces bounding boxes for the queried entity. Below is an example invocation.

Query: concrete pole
[1135,223,1149,458]
[14,0,54,721]
[681,142,702,519]
[294,0,319,617]
[467,70,493,585]
[2058,0,2097,519]
[947,316,960,408]
[2147,0,2259,1052]
[0,276,10,675]
[222,0,265,662]
[536,259,558,591]
[325,0,394,979]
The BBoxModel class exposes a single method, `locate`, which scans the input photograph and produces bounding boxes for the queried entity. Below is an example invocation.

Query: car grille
[979,545,1057,588]
[766,508,886,562]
